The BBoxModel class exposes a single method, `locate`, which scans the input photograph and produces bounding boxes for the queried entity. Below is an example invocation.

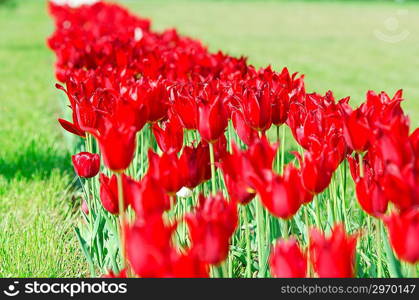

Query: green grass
[0,0,418,277]
[0,2,86,276]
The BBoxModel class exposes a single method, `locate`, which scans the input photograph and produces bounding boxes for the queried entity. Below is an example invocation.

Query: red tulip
[179,142,211,189]
[251,166,310,219]
[72,152,100,178]
[340,102,371,153]
[244,135,278,181]
[238,85,272,132]
[231,110,258,146]
[347,154,388,217]
[129,175,171,221]
[220,144,256,205]
[147,150,185,196]
[293,150,334,195]
[270,238,307,278]
[152,114,184,153]
[198,97,228,143]
[383,208,419,264]
[309,224,358,278]
[186,193,238,265]
[99,173,130,214]
[136,78,170,123]
[125,215,176,277]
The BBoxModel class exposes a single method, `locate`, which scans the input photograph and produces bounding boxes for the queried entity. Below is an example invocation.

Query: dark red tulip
[179,142,211,189]
[309,224,358,278]
[186,193,238,265]
[135,78,170,124]
[270,238,307,278]
[244,135,278,181]
[383,208,419,264]
[197,97,228,143]
[72,152,100,178]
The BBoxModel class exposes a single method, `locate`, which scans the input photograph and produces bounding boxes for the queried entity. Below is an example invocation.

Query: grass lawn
[0,0,417,277]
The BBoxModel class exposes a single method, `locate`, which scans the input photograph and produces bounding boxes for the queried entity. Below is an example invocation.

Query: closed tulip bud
[72,152,100,178]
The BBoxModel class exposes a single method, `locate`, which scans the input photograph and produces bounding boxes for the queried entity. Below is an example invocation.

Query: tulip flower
[179,142,211,189]
[147,150,185,196]
[347,154,388,217]
[186,193,238,265]
[72,152,100,178]
[238,85,272,132]
[136,78,170,123]
[220,144,256,205]
[231,110,259,146]
[340,102,371,153]
[197,97,228,143]
[309,224,358,278]
[129,175,171,221]
[251,166,311,219]
[383,208,419,264]
[269,238,307,278]
[152,114,184,153]
[99,173,131,214]
[293,150,333,195]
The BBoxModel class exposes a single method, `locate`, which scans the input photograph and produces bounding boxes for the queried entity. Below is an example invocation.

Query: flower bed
[47,1,418,278]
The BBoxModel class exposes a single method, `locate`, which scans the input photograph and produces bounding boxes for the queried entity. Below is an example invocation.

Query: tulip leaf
[75,227,96,276]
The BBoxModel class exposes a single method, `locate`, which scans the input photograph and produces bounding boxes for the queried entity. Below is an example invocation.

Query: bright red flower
[340,102,371,153]
[309,224,358,278]
[198,97,228,143]
[72,152,100,178]
[231,110,258,146]
[269,238,307,278]
[383,208,419,264]
[238,85,272,132]
[251,166,310,219]
[147,150,185,196]
[186,193,238,265]
[99,173,130,214]
[293,150,334,195]
[152,114,184,153]
[129,175,171,221]
[220,144,256,205]
[347,154,388,217]
[136,78,170,123]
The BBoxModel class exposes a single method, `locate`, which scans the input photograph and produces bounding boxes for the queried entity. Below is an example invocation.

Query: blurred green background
[0,0,418,276]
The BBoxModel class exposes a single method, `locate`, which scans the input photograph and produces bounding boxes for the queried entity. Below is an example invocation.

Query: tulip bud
[72,152,100,178]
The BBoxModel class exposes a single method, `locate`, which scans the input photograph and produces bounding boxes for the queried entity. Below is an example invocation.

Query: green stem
[282,219,289,239]
[209,142,217,194]
[242,206,252,278]
[359,154,364,178]
[117,172,127,270]
[281,125,286,175]
[255,201,265,277]
[376,218,383,277]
